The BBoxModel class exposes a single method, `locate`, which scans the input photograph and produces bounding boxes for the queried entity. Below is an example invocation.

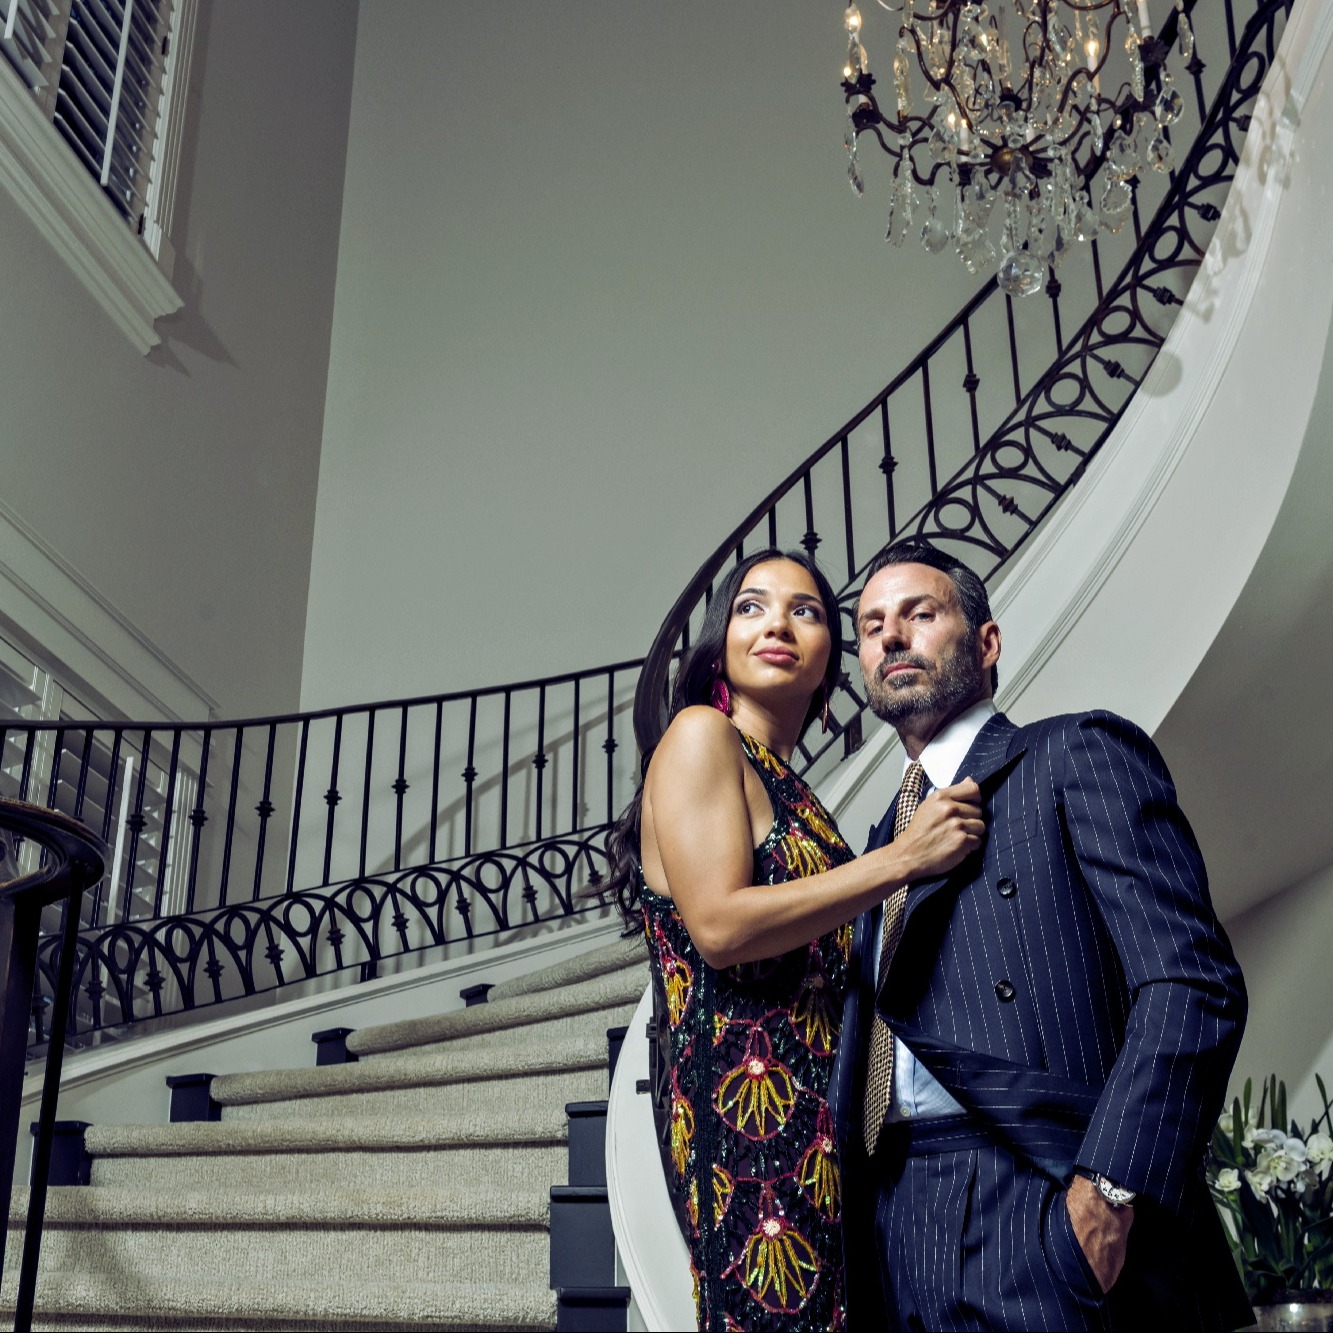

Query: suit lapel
[890,713,1028,946]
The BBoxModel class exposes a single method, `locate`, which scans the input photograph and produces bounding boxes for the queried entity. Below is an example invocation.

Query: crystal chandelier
[841,0,1197,295]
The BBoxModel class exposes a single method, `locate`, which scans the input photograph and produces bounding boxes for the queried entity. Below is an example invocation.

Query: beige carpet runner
[2,934,648,1331]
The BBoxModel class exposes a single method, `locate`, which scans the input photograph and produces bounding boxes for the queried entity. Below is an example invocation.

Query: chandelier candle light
[840,0,1197,295]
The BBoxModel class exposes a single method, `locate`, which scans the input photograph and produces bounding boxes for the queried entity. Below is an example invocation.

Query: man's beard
[865,637,984,726]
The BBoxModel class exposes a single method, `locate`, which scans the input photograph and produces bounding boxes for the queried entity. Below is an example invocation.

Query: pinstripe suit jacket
[829,709,1251,1329]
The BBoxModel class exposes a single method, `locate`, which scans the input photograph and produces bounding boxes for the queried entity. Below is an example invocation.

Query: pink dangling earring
[820,688,832,734]
[711,676,731,716]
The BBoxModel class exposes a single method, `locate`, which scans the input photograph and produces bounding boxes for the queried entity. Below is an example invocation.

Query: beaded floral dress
[640,730,854,1332]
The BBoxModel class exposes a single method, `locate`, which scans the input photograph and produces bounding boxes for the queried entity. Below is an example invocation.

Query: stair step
[90,1140,567,1195]
[213,1032,610,1109]
[2,1273,556,1331]
[485,934,646,1004]
[85,1112,568,1158]
[351,973,645,1059]
[5,1187,547,1290]
[221,1063,609,1124]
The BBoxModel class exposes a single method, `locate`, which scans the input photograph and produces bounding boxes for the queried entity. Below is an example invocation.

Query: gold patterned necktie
[861,759,925,1156]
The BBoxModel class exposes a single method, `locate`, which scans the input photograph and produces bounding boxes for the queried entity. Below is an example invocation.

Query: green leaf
[1233,1096,1244,1156]
[1245,1077,1254,1124]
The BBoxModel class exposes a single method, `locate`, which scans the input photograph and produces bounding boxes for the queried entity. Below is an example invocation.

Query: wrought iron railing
[633,0,1288,802]
[3,661,642,1049]
[2,0,1285,1060]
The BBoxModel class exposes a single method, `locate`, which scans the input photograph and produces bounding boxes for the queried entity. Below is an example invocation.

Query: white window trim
[0,0,199,354]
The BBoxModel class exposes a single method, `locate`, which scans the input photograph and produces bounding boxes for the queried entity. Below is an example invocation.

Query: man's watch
[1081,1170,1137,1208]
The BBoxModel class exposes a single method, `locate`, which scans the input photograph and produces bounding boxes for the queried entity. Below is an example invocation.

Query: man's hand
[891,777,985,880]
[1065,1174,1133,1293]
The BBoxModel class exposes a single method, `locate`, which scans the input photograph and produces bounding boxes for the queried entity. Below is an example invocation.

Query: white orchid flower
[1214,1167,1242,1193]
[1307,1131,1333,1180]
[1245,1166,1275,1196]
[1267,1134,1309,1184]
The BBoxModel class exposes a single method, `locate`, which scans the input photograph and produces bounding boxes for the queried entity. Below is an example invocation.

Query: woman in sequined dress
[605,549,983,1332]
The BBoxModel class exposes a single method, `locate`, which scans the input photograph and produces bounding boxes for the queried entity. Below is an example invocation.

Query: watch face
[1094,1175,1135,1206]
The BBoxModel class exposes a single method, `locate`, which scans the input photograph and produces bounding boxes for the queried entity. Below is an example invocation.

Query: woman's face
[722,559,833,710]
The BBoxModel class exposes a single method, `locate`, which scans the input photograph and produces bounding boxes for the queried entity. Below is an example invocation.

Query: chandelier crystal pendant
[841,0,1197,295]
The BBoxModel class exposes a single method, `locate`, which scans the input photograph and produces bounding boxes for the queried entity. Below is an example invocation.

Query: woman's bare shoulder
[649,706,744,779]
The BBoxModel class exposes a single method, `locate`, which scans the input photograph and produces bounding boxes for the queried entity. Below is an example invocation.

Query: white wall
[301,0,983,710]
[1225,860,1333,1130]
[0,0,359,720]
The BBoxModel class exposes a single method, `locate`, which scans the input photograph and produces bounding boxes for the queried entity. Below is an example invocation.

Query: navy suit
[829,710,1251,1330]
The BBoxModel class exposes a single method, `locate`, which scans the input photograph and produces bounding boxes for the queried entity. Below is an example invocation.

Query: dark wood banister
[0,799,107,1331]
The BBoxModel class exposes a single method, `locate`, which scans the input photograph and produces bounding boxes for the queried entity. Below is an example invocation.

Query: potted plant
[1208,1075,1333,1331]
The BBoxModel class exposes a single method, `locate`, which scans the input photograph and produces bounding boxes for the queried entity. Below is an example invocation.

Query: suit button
[996,876,1017,898]
[994,979,1016,1002]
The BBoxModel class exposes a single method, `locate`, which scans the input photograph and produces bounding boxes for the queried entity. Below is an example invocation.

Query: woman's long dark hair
[605,549,844,930]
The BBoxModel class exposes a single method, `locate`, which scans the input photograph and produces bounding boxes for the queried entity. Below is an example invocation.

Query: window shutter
[52,0,171,225]
[0,0,61,99]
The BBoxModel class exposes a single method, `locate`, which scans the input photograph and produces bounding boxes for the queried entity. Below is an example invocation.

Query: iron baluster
[800,471,819,558]
[217,728,245,908]
[463,696,478,857]
[500,690,511,849]
[153,727,183,915]
[604,670,617,827]
[840,437,856,581]
[921,362,939,496]
[119,730,154,922]
[961,320,982,454]
[880,397,897,533]
[1047,272,1064,356]
[359,708,376,879]
[429,700,442,865]
[570,678,582,833]
[322,713,344,887]
[43,726,65,810]
[534,686,547,843]
[285,718,310,894]
[393,705,409,873]
[185,728,211,914]
[1004,294,1022,404]
[251,722,278,901]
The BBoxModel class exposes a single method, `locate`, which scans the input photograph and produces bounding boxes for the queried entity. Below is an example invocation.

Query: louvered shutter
[0,0,61,99]
[2,0,180,239]
[53,0,171,227]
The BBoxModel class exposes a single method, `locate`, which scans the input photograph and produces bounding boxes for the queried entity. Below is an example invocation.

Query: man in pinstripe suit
[829,538,1251,1331]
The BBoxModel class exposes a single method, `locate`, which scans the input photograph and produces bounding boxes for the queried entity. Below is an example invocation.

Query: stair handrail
[0,799,106,1331]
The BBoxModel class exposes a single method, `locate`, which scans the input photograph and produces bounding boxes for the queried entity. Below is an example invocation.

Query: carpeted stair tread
[7,1184,549,1228]
[85,1110,569,1157]
[221,1063,608,1123]
[484,933,647,1002]
[349,966,646,1056]
[212,1030,609,1105]
[3,1272,556,1331]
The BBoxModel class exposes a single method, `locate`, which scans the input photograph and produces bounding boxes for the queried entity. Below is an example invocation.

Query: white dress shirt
[874,697,997,1121]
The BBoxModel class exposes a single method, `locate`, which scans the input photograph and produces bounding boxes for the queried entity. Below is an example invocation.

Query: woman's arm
[642,706,983,968]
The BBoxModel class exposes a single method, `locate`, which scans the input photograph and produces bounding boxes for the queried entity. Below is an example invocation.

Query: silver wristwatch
[1087,1171,1137,1208]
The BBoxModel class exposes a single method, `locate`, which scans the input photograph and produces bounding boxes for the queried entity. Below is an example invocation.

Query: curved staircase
[4,936,648,1330]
